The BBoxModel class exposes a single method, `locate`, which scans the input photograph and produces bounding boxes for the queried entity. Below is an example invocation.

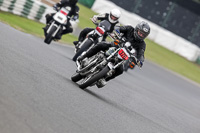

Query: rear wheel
[44,26,57,44]
[72,39,93,61]
[79,66,110,89]
[71,72,82,82]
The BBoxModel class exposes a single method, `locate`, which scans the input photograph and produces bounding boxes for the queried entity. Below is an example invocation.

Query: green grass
[0,6,200,84]
[77,3,97,29]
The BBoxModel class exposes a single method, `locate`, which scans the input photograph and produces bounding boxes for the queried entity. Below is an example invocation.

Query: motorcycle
[71,32,140,89]
[72,19,111,61]
[44,6,72,44]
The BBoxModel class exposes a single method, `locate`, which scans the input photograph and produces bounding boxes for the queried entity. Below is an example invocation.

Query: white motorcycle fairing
[46,7,70,37]
[53,7,69,24]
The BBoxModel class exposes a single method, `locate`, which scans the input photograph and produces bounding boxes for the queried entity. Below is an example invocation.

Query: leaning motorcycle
[72,20,111,61]
[71,34,140,89]
[44,6,71,44]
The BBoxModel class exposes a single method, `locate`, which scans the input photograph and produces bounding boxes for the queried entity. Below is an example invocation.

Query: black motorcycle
[71,33,140,89]
[72,20,111,61]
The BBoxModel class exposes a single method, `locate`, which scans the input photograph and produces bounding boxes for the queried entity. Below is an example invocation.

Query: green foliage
[77,3,97,29]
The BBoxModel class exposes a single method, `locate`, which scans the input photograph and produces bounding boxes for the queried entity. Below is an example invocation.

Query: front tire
[71,72,82,82]
[79,66,110,89]
[44,26,57,44]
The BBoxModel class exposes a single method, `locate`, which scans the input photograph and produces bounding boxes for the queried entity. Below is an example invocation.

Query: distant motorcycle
[71,33,140,89]
[44,6,72,44]
[72,20,111,61]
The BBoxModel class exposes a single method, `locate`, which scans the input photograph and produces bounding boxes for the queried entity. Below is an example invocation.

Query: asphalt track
[0,22,200,133]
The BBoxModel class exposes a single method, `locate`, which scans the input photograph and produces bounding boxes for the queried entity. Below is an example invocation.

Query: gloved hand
[92,16,97,23]
[72,15,78,21]
[137,60,143,68]
[53,4,59,11]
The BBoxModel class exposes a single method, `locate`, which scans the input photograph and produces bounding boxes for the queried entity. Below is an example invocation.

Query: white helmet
[109,8,121,23]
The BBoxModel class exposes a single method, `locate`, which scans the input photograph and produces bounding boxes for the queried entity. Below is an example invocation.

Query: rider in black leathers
[43,0,79,39]
[77,21,150,87]
[73,8,121,50]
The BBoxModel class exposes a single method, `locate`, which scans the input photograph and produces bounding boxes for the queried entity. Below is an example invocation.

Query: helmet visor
[137,30,147,39]
[110,14,118,21]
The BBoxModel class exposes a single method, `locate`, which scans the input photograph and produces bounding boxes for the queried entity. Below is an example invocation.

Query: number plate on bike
[118,49,128,60]
[58,16,63,20]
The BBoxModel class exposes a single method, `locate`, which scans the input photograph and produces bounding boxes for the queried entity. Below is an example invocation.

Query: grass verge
[0,7,199,84]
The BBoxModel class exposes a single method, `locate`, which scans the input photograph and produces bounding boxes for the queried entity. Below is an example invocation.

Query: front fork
[47,21,61,37]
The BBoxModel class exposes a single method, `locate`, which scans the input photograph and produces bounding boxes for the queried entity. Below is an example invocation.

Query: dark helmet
[69,0,78,5]
[134,21,150,41]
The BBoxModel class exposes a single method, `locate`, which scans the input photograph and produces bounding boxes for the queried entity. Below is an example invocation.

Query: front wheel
[44,25,57,44]
[71,72,82,82]
[79,66,110,89]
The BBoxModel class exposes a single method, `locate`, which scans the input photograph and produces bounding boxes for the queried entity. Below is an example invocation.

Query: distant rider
[43,0,79,39]
[77,21,151,87]
[73,8,121,51]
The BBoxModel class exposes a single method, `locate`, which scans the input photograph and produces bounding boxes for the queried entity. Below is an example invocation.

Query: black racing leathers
[45,0,79,35]
[76,13,119,43]
[119,25,146,62]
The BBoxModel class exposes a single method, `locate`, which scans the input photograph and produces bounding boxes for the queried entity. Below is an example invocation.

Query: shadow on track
[85,89,138,116]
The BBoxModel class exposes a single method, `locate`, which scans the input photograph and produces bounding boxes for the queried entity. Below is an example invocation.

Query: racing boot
[76,52,88,70]
[73,41,79,46]
[77,52,87,63]
[96,78,107,88]
[42,24,50,36]
[74,41,82,53]
[55,30,62,40]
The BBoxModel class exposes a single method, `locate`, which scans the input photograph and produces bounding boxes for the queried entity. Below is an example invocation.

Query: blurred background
[0,0,200,71]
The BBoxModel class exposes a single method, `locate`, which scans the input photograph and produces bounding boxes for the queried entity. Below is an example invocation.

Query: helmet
[134,21,150,41]
[69,0,78,6]
[109,9,121,23]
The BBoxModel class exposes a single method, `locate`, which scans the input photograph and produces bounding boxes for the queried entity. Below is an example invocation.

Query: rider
[77,21,150,87]
[73,8,121,51]
[43,0,79,39]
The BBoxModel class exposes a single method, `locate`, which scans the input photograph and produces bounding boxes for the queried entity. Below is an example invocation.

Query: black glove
[72,15,78,21]
[53,4,59,11]
[137,60,143,68]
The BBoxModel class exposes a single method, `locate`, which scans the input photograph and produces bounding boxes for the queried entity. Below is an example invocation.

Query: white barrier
[0,0,52,23]
[92,0,200,61]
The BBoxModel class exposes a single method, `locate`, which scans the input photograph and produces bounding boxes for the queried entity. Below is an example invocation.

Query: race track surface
[0,22,200,133]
